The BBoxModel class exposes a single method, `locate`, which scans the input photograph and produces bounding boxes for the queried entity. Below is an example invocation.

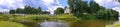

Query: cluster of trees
[68,0,119,20]
[9,0,119,20]
[10,6,50,14]
[54,7,64,14]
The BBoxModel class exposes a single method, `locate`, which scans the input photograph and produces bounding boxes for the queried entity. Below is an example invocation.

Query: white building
[64,7,70,14]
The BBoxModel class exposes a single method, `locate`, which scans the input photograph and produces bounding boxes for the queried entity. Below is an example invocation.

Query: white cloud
[94,0,120,14]
[0,0,24,11]
[0,0,66,15]
[94,0,120,8]
[94,0,120,13]
[41,0,64,15]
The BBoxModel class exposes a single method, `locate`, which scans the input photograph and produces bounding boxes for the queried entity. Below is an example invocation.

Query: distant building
[64,7,70,14]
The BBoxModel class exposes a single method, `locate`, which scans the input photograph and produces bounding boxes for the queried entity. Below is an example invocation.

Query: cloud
[94,0,120,14]
[38,0,68,14]
[0,8,9,12]
[0,0,24,12]
[94,0,120,8]
[0,0,68,14]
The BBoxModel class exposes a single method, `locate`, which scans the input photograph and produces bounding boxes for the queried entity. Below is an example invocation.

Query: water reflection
[20,20,113,27]
[69,20,113,27]
[40,21,68,27]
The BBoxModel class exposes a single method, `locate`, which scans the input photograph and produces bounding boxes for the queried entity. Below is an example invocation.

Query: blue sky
[0,0,120,14]
[0,0,68,12]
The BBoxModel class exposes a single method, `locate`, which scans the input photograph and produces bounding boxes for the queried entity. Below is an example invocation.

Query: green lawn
[0,21,26,27]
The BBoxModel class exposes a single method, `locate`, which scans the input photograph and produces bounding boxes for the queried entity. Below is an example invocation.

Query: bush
[0,21,26,27]
[22,15,52,22]
[54,14,78,22]
[54,14,77,18]
[79,14,97,20]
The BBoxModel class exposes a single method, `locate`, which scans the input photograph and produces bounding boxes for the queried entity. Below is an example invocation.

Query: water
[18,20,113,27]
[40,21,68,27]
[69,20,113,27]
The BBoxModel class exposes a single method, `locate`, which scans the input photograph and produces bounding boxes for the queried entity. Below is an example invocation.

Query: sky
[94,0,120,14]
[0,0,68,12]
[0,0,120,14]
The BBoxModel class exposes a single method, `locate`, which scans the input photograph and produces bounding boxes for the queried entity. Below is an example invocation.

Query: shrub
[79,14,97,20]
[54,14,77,18]
[54,14,78,22]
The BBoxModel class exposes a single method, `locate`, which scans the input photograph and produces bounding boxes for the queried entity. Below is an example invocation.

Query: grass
[106,22,120,27]
[53,14,79,22]
[0,21,26,27]
[54,14,77,18]
[0,14,116,27]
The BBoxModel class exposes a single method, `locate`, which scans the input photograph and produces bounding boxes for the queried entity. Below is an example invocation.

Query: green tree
[68,0,119,20]
[88,1,100,13]
[42,11,50,14]
[10,10,16,14]
[16,8,24,14]
[24,6,33,14]
[54,7,64,14]
[30,7,42,14]
[97,9,119,20]
[23,6,42,14]
[36,7,42,14]
[68,0,88,18]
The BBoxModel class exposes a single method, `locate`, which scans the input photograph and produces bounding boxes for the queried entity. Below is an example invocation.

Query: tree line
[68,0,119,20]
[10,6,50,14]
[9,0,119,20]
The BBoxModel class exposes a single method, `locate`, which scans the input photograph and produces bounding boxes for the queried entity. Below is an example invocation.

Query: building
[64,7,70,14]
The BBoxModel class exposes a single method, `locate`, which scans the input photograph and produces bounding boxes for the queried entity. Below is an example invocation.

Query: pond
[69,20,114,27]
[20,20,114,27]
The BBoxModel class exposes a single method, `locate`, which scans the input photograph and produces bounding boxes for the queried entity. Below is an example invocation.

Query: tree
[88,1,100,13]
[42,11,50,14]
[54,7,64,14]
[30,7,42,14]
[10,5,43,14]
[97,9,119,20]
[36,7,42,14]
[68,0,88,17]
[24,6,33,14]
[10,10,16,14]
[16,8,24,14]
